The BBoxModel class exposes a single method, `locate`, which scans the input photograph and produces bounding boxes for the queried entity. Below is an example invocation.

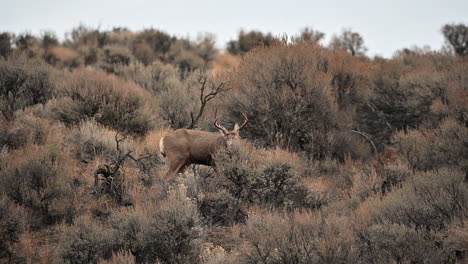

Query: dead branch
[350,129,378,154]
[188,74,230,129]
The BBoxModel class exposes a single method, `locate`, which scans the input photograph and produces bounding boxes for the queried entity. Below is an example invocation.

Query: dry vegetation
[0,24,467,264]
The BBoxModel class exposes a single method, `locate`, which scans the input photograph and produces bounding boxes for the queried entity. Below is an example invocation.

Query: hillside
[0,25,467,264]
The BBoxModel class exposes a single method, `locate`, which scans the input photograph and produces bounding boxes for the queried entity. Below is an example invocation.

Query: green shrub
[0,56,55,120]
[168,40,206,73]
[0,32,13,58]
[132,29,174,65]
[50,68,154,135]
[227,30,274,55]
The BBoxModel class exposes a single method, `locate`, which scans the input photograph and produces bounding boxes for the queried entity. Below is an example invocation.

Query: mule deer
[159,111,248,179]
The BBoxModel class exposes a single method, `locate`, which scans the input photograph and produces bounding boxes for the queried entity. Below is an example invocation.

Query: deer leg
[212,164,220,176]
[165,158,186,180]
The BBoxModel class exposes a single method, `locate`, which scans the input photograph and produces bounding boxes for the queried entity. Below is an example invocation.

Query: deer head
[214,110,248,146]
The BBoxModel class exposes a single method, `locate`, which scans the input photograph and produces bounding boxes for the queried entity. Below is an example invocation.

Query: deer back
[163,129,226,165]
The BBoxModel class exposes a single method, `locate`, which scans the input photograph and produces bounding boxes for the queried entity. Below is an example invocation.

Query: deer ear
[234,123,240,131]
[219,130,226,136]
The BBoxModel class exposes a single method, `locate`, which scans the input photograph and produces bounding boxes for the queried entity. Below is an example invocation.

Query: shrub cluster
[49,68,154,135]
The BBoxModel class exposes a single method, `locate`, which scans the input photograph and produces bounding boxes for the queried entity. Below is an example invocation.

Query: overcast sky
[1,0,467,57]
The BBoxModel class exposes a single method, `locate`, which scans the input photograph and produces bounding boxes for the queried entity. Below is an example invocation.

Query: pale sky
[1,0,467,57]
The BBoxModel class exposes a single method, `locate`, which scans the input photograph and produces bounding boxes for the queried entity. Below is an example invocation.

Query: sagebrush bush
[98,250,136,264]
[215,142,316,209]
[199,190,247,226]
[370,168,468,230]
[0,195,24,263]
[394,118,468,171]
[240,211,356,264]
[0,110,63,149]
[0,145,76,227]
[114,60,182,94]
[98,44,134,73]
[224,41,373,160]
[50,68,154,135]
[109,184,204,263]
[0,55,55,120]
[358,222,448,264]
[157,83,193,128]
[132,29,174,63]
[59,215,116,264]
[67,119,134,161]
[357,60,445,148]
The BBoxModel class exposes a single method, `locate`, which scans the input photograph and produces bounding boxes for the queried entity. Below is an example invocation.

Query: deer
[159,110,248,179]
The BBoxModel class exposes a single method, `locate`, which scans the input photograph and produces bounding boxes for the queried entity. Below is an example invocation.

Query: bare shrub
[446,218,468,262]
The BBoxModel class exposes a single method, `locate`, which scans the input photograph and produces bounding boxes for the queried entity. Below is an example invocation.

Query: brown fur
[161,129,228,179]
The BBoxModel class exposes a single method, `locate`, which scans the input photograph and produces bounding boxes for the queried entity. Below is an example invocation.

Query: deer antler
[236,106,248,131]
[214,116,229,135]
